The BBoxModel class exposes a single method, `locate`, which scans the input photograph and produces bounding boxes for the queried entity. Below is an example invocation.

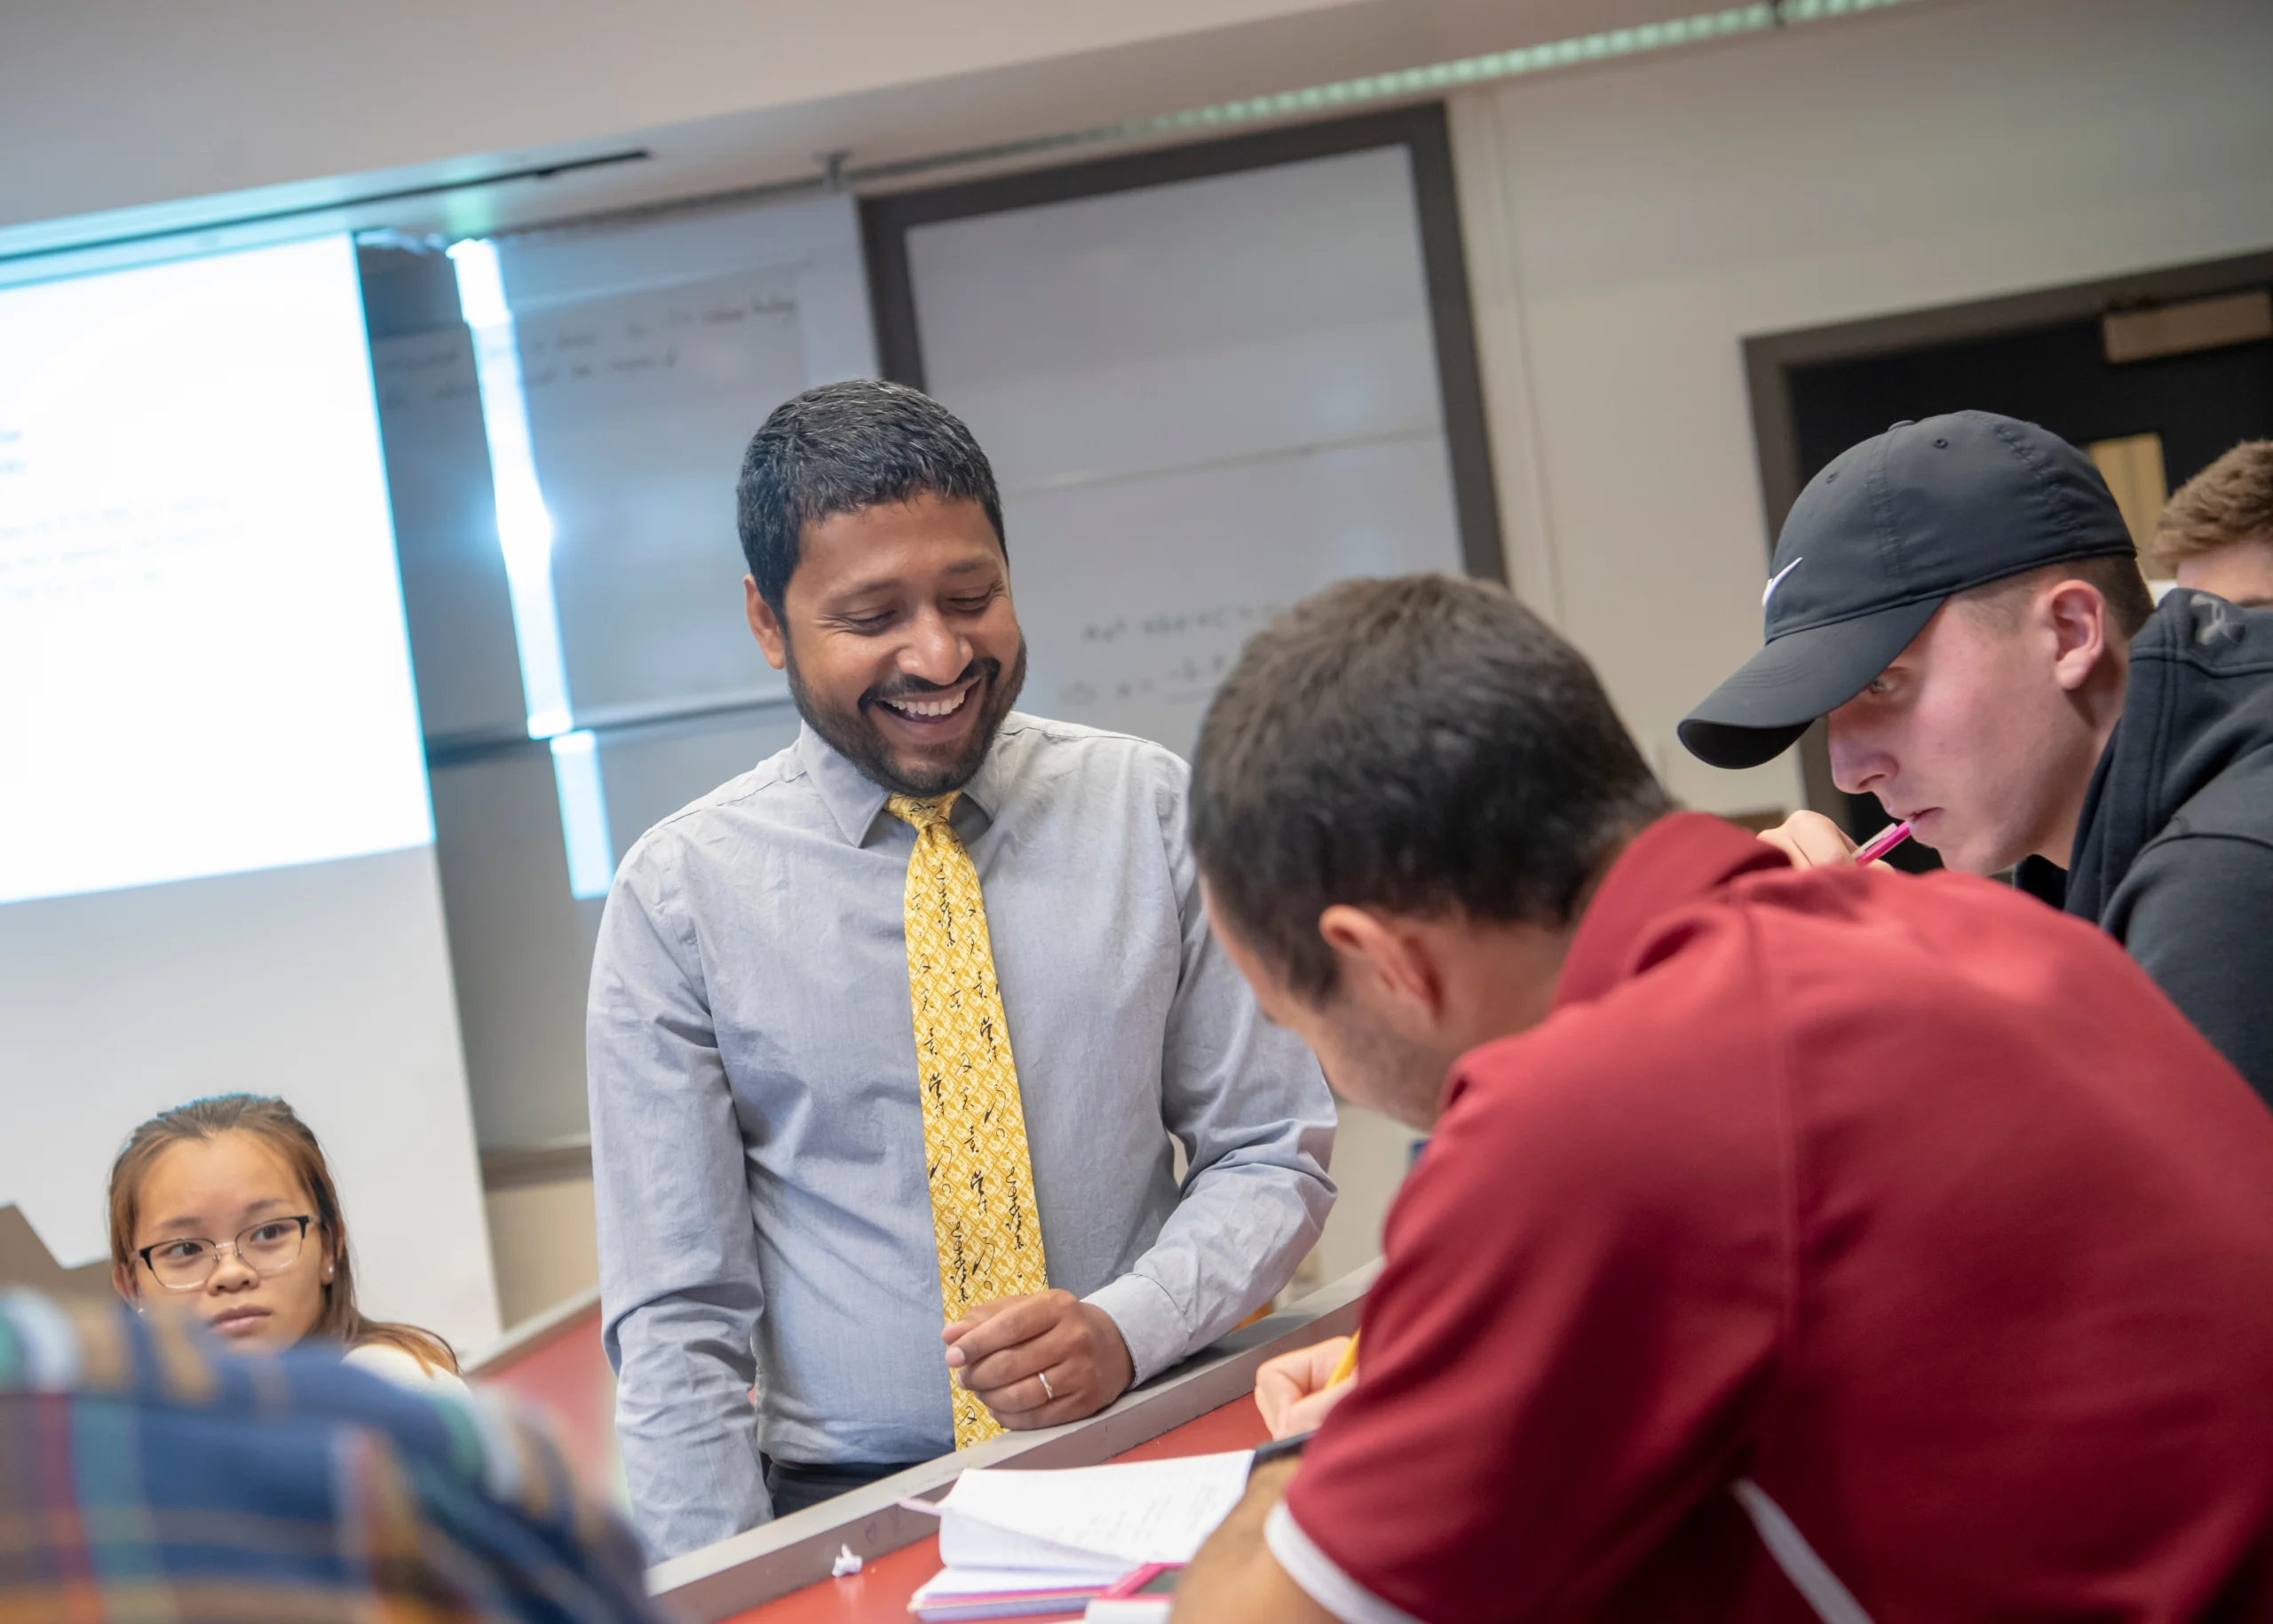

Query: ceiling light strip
[850,0,1923,186]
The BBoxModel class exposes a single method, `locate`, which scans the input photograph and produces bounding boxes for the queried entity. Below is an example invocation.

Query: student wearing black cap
[1681,410,2273,1106]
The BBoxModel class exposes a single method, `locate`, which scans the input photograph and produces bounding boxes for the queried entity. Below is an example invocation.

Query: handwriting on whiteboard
[1058,600,1285,709]
[370,290,798,415]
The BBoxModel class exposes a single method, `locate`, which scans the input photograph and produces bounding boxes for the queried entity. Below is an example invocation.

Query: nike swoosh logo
[1762,556,1802,610]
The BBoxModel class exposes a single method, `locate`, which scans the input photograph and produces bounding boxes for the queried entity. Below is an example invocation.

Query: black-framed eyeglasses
[137,1216,316,1291]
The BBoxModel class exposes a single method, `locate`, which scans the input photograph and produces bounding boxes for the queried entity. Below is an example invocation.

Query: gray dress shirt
[587,713,1335,1558]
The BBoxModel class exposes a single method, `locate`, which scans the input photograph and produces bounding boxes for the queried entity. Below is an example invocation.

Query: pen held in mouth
[1853,819,1914,866]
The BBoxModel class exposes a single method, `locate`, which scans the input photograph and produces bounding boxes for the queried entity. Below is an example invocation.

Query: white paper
[938,1451,1255,1571]
[913,1565,1127,1601]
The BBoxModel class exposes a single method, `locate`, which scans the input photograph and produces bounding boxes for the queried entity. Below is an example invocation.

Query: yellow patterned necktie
[887,791,1050,1448]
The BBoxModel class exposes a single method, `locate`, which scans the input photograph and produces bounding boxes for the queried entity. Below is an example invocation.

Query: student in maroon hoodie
[1175,574,2273,1624]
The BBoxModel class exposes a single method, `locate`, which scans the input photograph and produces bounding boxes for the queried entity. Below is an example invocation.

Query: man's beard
[1319,1004,1454,1134]
[784,638,1028,798]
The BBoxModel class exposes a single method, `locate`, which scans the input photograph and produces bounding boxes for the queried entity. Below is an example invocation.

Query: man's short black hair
[1191,574,1669,1003]
[736,380,1005,613]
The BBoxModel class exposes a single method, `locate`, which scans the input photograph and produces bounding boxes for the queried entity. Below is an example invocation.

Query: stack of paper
[907,1565,1128,1621]
[907,1451,1252,1621]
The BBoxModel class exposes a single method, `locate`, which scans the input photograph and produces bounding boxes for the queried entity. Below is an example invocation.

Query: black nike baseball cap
[1678,410,2137,770]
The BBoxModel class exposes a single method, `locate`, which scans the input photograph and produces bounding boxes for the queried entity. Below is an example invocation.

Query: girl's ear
[111,1260,138,1306]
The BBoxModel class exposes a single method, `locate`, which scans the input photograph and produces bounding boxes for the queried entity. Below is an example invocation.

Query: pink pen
[1853,820,1913,866]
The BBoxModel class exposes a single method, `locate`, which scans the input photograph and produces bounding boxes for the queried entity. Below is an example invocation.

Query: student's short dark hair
[1954,554,2157,640]
[1191,574,1670,1004]
[736,380,1005,613]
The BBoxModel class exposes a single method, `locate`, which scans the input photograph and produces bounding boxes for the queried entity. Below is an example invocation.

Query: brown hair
[1191,574,1667,1003]
[107,1094,458,1374]
[2150,440,2273,575]
[1952,554,2158,642]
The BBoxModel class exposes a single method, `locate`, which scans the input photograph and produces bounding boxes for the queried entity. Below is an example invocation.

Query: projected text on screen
[0,235,431,904]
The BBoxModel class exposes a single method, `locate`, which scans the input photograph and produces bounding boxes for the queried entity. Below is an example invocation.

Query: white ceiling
[2,0,1736,258]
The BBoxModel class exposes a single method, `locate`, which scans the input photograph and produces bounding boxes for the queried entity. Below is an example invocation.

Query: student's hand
[1757,810,1858,869]
[1254,1336,1354,1439]
[945,1289,1135,1429]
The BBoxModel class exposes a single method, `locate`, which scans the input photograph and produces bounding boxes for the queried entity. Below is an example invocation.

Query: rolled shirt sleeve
[588,840,772,1558]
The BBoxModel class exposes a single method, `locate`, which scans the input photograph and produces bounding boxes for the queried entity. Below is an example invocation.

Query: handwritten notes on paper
[936,1450,1255,1572]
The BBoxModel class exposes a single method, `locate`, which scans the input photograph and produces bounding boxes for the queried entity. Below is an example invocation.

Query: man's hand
[1757,810,1858,869]
[1173,1459,1335,1624]
[944,1289,1135,1429]
[1254,1337,1354,1440]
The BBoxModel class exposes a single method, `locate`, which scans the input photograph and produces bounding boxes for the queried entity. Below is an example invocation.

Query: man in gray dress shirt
[587,379,1336,1558]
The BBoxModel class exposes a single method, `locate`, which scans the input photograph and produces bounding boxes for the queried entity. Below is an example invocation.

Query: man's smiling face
[747,490,1026,797]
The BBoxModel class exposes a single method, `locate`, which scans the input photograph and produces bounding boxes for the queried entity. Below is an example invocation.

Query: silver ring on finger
[1038,1369,1057,1402]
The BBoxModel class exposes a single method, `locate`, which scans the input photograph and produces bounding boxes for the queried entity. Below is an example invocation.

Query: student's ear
[1317,906,1445,1027]
[2044,580,2112,693]
[112,1261,137,1307]
[746,577,788,672]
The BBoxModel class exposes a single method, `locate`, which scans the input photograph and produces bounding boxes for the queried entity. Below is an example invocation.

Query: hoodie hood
[2069,589,2273,923]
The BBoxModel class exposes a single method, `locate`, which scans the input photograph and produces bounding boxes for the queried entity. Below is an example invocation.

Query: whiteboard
[496,195,871,723]
[906,145,1467,759]
[367,195,877,1149]
[373,267,815,724]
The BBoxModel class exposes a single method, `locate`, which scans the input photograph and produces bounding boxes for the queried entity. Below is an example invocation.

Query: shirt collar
[1551,812,1791,1012]
[794,717,1010,848]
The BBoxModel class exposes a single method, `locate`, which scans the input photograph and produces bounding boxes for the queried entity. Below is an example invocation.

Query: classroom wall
[484,1176,602,1330]
[1446,0,2273,818]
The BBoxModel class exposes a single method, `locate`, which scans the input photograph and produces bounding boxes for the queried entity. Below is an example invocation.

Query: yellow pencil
[1327,1331,1360,1388]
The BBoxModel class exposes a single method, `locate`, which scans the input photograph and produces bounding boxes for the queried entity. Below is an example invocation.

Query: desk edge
[647,1264,1377,1622]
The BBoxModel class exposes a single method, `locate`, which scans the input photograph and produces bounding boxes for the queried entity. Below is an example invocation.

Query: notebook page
[938,1451,1255,1569]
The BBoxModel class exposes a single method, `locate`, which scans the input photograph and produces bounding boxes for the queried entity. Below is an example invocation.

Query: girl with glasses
[107,1093,465,1390]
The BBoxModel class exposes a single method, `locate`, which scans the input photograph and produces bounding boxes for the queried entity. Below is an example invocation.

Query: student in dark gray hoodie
[1678,411,2273,1105]
[2060,586,2273,1095]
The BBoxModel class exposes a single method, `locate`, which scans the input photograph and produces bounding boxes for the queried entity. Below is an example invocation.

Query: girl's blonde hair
[107,1093,458,1374]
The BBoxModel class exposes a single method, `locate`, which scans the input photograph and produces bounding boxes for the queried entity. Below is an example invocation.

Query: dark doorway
[1746,250,2273,866]
[1787,313,2271,510]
